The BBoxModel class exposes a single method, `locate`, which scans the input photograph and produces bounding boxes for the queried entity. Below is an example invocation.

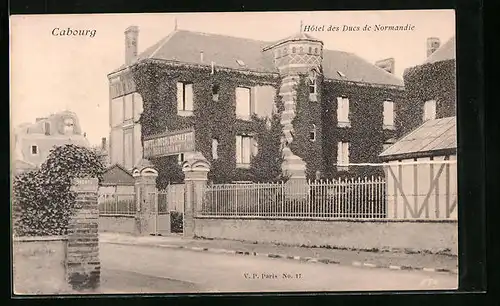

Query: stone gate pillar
[132,159,159,236]
[182,152,210,238]
[66,177,100,291]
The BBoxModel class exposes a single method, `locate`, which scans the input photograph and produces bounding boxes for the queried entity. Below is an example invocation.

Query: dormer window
[63,118,74,134]
[212,84,219,102]
[236,59,246,67]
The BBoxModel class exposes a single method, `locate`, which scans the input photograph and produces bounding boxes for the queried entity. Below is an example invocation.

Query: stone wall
[99,215,136,234]
[194,217,458,255]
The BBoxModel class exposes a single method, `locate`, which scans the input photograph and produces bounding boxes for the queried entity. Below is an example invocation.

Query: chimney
[200,51,204,63]
[375,58,395,74]
[101,137,107,151]
[427,37,441,57]
[125,26,139,65]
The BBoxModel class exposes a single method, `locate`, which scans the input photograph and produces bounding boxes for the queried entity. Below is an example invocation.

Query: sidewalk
[99,232,458,275]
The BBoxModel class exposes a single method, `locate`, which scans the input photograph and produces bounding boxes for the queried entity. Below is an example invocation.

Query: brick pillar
[66,177,100,291]
[182,152,210,238]
[132,163,158,236]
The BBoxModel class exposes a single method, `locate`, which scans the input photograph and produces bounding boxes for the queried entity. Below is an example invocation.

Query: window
[124,94,133,120]
[309,124,316,141]
[123,129,133,169]
[178,153,185,165]
[44,122,50,135]
[177,82,194,116]
[337,142,349,171]
[236,59,246,66]
[212,138,219,160]
[236,135,256,168]
[292,47,296,53]
[299,47,304,54]
[212,84,219,102]
[309,70,317,102]
[235,87,252,120]
[383,100,395,129]
[283,47,287,55]
[423,100,436,121]
[63,118,75,134]
[111,98,124,127]
[337,97,350,127]
[309,79,316,94]
[308,47,312,54]
[31,145,38,155]
[314,48,318,54]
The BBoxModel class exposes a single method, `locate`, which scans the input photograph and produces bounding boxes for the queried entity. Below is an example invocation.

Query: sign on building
[143,129,195,158]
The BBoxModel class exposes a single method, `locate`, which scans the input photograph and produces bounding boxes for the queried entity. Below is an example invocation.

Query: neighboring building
[92,137,111,167]
[107,26,405,181]
[398,36,456,137]
[380,117,457,220]
[99,163,135,195]
[12,111,90,171]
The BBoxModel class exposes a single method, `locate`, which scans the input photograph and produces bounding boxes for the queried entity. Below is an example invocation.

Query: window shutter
[251,87,257,116]
[337,142,343,165]
[185,84,194,111]
[235,136,242,164]
[344,98,350,123]
[337,97,343,122]
[177,82,184,111]
[242,137,251,164]
[343,142,350,165]
[212,139,218,160]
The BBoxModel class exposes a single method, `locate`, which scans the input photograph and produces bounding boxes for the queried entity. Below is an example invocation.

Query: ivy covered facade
[107,28,405,185]
[398,37,456,138]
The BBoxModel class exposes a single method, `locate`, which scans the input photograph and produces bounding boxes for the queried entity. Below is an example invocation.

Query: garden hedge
[12,144,105,236]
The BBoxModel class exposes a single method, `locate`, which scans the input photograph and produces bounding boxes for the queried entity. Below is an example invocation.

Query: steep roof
[380,116,456,159]
[110,30,403,87]
[423,36,456,65]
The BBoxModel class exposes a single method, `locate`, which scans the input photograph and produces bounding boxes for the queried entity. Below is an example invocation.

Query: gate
[157,183,185,234]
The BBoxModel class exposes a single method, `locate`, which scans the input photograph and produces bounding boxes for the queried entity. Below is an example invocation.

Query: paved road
[99,243,458,294]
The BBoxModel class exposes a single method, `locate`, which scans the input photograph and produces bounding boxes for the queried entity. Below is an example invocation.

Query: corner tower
[263,32,324,181]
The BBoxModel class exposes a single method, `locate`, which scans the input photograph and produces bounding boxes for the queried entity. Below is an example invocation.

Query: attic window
[337,71,346,77]
[236,59,245,66]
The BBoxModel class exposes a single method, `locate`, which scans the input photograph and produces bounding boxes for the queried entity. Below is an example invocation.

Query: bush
[12,144,105,237]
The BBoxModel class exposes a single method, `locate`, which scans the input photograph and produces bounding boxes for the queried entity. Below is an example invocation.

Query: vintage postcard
[10,10,458,295]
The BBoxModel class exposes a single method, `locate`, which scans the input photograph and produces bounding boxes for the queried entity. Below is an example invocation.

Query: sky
[10,10,455,146]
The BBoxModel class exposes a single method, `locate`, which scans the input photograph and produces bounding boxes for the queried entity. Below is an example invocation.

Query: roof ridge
[175,29,272,45]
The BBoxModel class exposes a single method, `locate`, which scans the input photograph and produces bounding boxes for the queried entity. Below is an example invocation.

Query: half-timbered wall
[385,155,457,220]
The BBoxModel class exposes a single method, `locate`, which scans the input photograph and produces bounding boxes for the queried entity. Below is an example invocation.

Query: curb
[102,240,458,275]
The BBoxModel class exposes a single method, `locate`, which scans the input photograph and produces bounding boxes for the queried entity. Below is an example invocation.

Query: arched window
[308,46,312,54]
[314,47,318,54]
[292,47,296,53]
